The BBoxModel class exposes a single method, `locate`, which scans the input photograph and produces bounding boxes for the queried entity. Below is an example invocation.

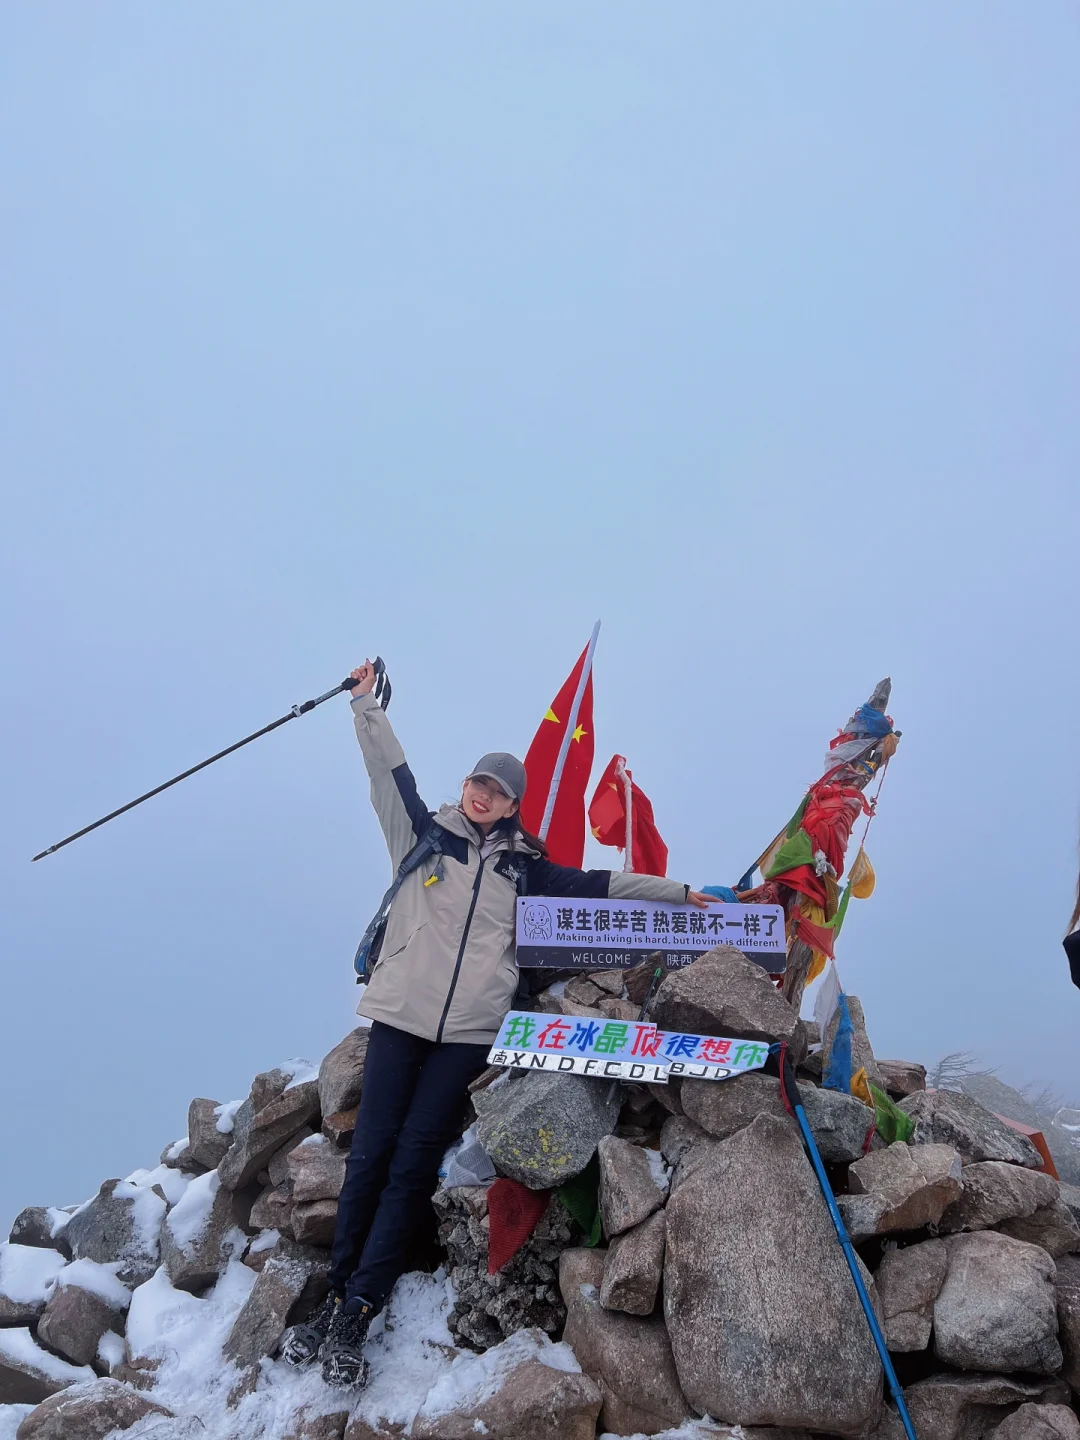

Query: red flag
[519,634,597,868]
[589,754,669,878]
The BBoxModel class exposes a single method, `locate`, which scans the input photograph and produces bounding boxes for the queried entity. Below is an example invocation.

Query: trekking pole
[772,1044,918,1440]
[31,660,392,862]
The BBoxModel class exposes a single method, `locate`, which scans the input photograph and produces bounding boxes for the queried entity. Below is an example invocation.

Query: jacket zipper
[435,854,486,1044]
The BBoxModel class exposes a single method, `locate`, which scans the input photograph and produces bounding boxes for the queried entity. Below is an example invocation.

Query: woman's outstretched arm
[349,660,433,868]
[529,855,712,907]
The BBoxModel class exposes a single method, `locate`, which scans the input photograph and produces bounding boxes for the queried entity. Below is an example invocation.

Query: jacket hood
[434,803,541,856]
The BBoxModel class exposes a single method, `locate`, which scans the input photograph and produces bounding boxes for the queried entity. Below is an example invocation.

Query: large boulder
[597,1136,666,1238]
[821,994,882,1090]
[900,1090,1043,1167]
[287,1135,347,1203]
[871,1374,1072,1440]
[35,1262,130,1368]
[939,1159,1059,1233]
[249,1180,294,1237]
[664,1113,882,1435]
[876,1060,927,1099]
[62,1181,166,1287]
[185,1098,234,1171]
[12,1376,173,1438]
[992,1404,1080,1439]
[0,1329,93,1404]
[159,1172,250,1292]
[600,1210,665,1316]
[291,1199,338,1248]
[8,1211,71,1261]
[560,1248,694,1436]
[217,1078,321,1191]
[679,1072,789,1141]
[242,1234,329,1318]
[837,1143,963,1240]
[474,1072,620,1190]
[999,1199,1080,1257]
[933,1231,1062,1374]
[411,1329,602,1440]
[223,1254,312,1368]
[799,1084,876,1163]
[650,946,798,1045]
[1055,1252,1080,1393]
[660,1114,712,1171]
[318,1028,369,1118]
[872,1239,947,1352]
[0,1244,68,1326]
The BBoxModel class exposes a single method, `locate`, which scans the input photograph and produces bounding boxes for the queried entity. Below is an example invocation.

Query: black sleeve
[527,857,612,899]
[390,762,435,844]
[1065,932,1080,991]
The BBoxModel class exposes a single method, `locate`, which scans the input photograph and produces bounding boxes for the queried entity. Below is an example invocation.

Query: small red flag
[589,754,669,878]
[519,636,597,868]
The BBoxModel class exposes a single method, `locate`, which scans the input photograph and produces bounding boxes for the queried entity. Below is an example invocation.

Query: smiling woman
[280,656,713,1393]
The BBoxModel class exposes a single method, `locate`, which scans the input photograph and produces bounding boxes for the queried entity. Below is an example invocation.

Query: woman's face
[461,775,518,828]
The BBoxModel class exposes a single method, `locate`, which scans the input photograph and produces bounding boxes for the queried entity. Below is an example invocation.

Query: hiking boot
[320,1297,375,1391]
[280,1292,340,1367]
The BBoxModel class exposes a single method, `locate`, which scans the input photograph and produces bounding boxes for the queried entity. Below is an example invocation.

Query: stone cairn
[3,946,1080,1440]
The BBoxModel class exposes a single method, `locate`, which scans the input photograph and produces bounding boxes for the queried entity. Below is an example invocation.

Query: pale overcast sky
[2,3,1078,1225]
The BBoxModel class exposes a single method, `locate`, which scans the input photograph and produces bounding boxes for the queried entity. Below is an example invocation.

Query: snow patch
[297,1133,325,1149]
[97,1328,126,1370]
[346,1271,460,1433]
[645,1146,671,1195]
[164,1137,189,1162]
[113,1181,168,1257]
[280,1058,319,1091]
[127,1164,192,1207]
[57,1258,131,1310]
[416,1326,581,1422]
[214,1099,244,1134]
[0,1327,94,1385]
[166,1171,221,1252]
[0,1405,33,1440]
[0,1243,67,1304]
[46,1206,72,1238]
[247,1230,280,1256]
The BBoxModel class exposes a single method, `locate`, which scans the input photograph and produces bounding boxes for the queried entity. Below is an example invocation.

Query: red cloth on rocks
[486,1178,551,1275]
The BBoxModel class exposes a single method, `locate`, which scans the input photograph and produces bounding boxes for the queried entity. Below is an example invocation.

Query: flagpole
[538,620,601,842]
[615,756,634,872]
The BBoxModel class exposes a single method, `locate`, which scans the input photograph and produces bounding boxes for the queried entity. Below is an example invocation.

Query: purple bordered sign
[515,897,786,975]
[486,1010,772,1085]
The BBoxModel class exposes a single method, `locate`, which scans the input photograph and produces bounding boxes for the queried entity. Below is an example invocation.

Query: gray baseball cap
[467,752,527,802]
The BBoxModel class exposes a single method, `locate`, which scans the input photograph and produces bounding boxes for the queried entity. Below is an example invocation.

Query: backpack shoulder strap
[353,822,444,978]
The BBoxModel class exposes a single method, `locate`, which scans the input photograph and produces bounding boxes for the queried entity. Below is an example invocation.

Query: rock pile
[1,945,1078,1440]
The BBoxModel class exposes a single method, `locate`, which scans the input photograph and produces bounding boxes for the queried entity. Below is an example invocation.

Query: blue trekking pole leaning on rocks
[772,1043,918,1440]
[31,660,392,862]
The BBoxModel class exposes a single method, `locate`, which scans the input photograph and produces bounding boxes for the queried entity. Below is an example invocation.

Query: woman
[282,660,712,1389]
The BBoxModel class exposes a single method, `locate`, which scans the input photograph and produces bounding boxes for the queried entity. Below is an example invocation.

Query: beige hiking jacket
[351,692,689,1045]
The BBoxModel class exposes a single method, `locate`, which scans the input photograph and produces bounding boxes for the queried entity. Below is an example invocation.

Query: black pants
[327,1020,489,1311]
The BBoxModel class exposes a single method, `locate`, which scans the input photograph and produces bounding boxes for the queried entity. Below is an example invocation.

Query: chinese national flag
[519,644,595,868]
[588,754,669,877]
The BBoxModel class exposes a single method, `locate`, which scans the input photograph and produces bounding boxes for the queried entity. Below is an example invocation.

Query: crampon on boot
[321,1297,375,1391]
[280,1292,340,1367]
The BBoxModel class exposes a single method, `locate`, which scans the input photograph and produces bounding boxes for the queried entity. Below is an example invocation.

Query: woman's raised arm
[349,661,433,868]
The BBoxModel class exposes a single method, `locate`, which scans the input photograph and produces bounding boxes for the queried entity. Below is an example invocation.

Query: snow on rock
[97,1328,125,1370]
[645,1146,671,1195]
[280,1059,320,1091]
[0,1406,33,1440]
[416,1326,581,1421]
[0,1327,94,1403]
[126,1165,192,1209]
[55,1257,131,1310]
[163,1138,189,1163]
[0,1244,67,1306]
[346,1272,462,1435]
[164,1172,221,1252]
[214,1099,244,1134]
